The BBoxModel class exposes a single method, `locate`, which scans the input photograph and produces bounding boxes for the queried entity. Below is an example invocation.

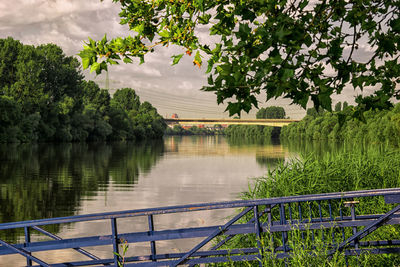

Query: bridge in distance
[164,118,300,127]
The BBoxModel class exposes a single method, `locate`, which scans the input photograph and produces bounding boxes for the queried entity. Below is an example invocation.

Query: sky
[0,0,367,119]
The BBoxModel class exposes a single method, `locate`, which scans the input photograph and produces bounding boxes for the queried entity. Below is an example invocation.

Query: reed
[218,145,400,266]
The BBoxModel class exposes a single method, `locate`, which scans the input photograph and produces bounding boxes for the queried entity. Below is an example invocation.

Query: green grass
[215,145,400,266]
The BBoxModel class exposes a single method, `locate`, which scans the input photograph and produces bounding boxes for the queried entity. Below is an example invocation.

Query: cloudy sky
[1,0,365,119]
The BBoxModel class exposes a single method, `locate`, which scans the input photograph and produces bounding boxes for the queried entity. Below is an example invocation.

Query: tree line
[224,106,285,140]
[0,37,166,143]
[225,103,400,147]
[281,102,400,146]
[165,124,224,135]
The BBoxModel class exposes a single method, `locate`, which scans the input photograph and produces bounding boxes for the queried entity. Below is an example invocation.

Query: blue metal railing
[1,188,400,266]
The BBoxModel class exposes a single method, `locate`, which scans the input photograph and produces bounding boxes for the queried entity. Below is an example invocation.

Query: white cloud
[178,81,194,90]
[1,0,98,27]
[0,0,333,119]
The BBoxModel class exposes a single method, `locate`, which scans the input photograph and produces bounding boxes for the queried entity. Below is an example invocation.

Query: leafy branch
[81,0,400,118]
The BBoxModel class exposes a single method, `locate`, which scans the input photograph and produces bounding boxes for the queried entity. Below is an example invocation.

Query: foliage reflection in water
[0,140,164,242]
[1,136,389,265]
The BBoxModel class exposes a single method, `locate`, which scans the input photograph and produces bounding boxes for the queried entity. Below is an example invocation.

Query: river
[0,135,331,265]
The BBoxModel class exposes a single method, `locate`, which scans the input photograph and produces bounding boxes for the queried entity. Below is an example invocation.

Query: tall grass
[245,145,400,199]
[218,145,400,266]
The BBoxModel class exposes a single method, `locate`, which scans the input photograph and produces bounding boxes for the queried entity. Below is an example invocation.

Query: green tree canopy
[82,80,111,115]
[334,102,342,112]
[0,37,166,143]
[80,0,400,117]
[256,106,286,119]
[112,87,141,111]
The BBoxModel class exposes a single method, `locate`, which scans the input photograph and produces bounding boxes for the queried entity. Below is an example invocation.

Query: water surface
[1,136,295,265]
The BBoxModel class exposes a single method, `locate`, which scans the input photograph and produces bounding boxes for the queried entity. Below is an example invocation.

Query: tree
[256,106,286,119]
[36,44,83,103]
[112,88,141,112]
[81,80,110,115]
[0,37,167,143]
[80,0,400,117]
[306,107,325,118]
[0,38,23,91]
[334,102,342,112]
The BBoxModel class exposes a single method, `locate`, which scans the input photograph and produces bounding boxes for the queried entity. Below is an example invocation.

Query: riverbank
[221,144,400,266]
[281,103,400,146]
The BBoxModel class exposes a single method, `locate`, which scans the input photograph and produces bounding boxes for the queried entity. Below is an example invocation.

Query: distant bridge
[164,118,299,127]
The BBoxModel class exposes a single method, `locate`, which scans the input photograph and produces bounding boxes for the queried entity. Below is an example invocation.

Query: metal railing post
[111,218,120,266]
[280,203,287,252]
[148,215,157,261]
[345,201,360,249]
[253,205,263,267]
[24,226,32,266]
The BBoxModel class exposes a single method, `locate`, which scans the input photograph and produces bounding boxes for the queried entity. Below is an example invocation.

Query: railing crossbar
[1,214,400,256]
[31,226,104,263]
[0,238,50,267]
[1,188,400,266]
[1,188,398,231]
[334,204,400,254]
[173,206,253,266]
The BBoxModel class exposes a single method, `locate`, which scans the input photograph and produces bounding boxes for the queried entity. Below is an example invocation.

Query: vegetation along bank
[220,145,400,266]
[0,37,166,143]
[223,106,286,140]
[281,103,400,146]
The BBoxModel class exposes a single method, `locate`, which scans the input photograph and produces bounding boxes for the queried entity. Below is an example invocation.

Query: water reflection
[0,141,164,242]
[227,137,288,169]
[0,136,295,265]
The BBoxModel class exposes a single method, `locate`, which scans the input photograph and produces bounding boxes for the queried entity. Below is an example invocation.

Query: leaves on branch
[80,0,400,118]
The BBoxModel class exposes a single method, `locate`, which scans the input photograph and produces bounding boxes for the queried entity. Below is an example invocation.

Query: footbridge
[164,118,299,127]
[1,188,400,266]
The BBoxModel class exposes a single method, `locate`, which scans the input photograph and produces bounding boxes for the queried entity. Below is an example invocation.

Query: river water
[0,136,324,265]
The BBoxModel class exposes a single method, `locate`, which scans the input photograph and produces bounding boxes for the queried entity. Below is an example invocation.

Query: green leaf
[198,14,211,24]
[171,54,184,65]
[107,58,119,65]
[390,18,400,33]
[207,75,214,85]
[282,69,294,80]
[133,23,144,34]
[90,62,100,73]
[299,0,308,9]
[81,57,91,70]
[139,55,145,65]
[206,60,214,73]
[271,55,282,64]
[238,23,251,39]
[276,26,291,41]
[304,34,312,47]
[318,93,332,111]
[123,57,133,64]
[101,34,107,44]
[298,93,309,109]
[194,50,202,66]
[159,30,170,38]
[225,102,241,117]
[88,37,96,47]
[196,0,204,12]
[99,62,108,74]
[216,64,231,76]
